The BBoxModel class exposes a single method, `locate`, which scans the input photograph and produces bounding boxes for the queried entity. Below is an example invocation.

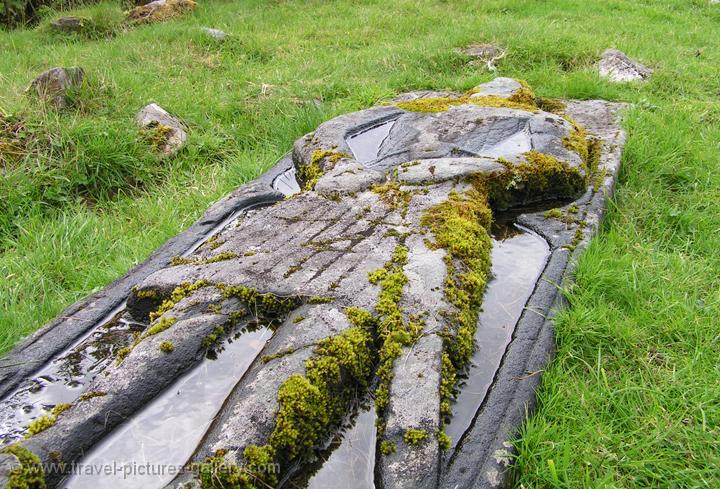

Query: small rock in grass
[599,49,652,82]
[27,67,85,108]
[136,103,187,156]
[202,27,227,41]
[457,43,506,69]
[469,77,525,100]
[50,16,90,33]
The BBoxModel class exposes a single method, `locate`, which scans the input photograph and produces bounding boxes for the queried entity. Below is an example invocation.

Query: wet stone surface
[0,78,627,489]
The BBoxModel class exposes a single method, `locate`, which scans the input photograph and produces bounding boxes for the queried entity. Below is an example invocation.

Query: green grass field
[1,0,719,486]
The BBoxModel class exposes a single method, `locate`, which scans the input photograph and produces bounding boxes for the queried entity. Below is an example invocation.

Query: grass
[1,0,719,486]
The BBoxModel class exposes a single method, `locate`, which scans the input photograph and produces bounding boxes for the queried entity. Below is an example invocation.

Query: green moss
[479,151,586,209]
[159,341,175,353]
[242,444,277,485]
[404,428,428,446]
[439,352,457,418]
[395,87,537,113]
[563,124,589,164]
[206,234,224,250]
[207,303,222,314]
[371,181,412,216]
[197,449,257,489]
[261,348,296,363]
[78,391,106,401]
[204,251,239,263]
[370,244,421,417]
[0,445,45,489]
[243,250,256,256]
[50,403,71,416]
[144,316,177,337]
[141,121,174,150]
[26,415,55,437]
[269,327,374,459]
[437,430,452,450]
[565,221,587,251]
[244,326,374,481]
[544,208,564,219]
[149,280,210,321]
[297,150,350,190]
[202,325,226,349]
[345,307,376,331]
[307,295,334,304]
[292,315,305,324]
[284,264,302,278]
[132,287,159,299]
[508,79,537,106]
[116,346,133,365]
[380,440,397,455]
[171,252,238,267]
[218,285,299,316]
[170,256,193,266]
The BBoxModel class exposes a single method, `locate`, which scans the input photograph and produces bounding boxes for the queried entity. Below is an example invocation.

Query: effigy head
[292,77,590,210]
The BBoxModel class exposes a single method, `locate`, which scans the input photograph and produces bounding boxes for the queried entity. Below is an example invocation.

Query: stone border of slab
[0,157,292,400]
[441,100,627,488]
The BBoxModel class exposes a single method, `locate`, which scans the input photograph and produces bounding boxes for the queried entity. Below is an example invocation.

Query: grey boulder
[27,67,85,108]
[136,103,187,156]
[202,27,227,41]
[599,48,652,82]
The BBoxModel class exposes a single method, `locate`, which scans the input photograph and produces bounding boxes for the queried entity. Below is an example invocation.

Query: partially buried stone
[50,16,89,32]
[27,67,85,108]
[599,48,652,82]
[136,103,187,156]
[202,27,227,41]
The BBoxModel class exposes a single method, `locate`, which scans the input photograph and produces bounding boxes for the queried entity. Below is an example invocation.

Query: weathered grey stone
[135,103,187,156]
[314,160,385,194]
[27,67,84,108]
[0,453,21,485]
[201,27,227,41]
[599,48,652,82]
[397,157,504,185]
[458,43,503,59]
[379,334,443,489]
[470,76,524,99]
[0,79,627,489]
[50,16,89,32]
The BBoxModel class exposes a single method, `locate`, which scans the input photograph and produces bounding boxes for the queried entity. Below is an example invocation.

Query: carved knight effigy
[0,78,625,489]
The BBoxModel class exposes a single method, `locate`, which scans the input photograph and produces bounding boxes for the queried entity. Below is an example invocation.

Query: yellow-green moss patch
[297,150,350,190]
[404,428,428,446]
[0,445,45,489]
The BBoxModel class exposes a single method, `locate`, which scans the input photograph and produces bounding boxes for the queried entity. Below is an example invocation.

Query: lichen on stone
[297,150,349,190]
[395,81,538,114]
[371,181,412,216]
[149,280,210,321]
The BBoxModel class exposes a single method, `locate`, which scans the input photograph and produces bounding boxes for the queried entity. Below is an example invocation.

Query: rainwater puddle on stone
[444,221,549,447]
[305,402,377,489]
[63,326,273,489]
[0,308,141,446]
[272,167,301,196]
[347,120,396,164]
